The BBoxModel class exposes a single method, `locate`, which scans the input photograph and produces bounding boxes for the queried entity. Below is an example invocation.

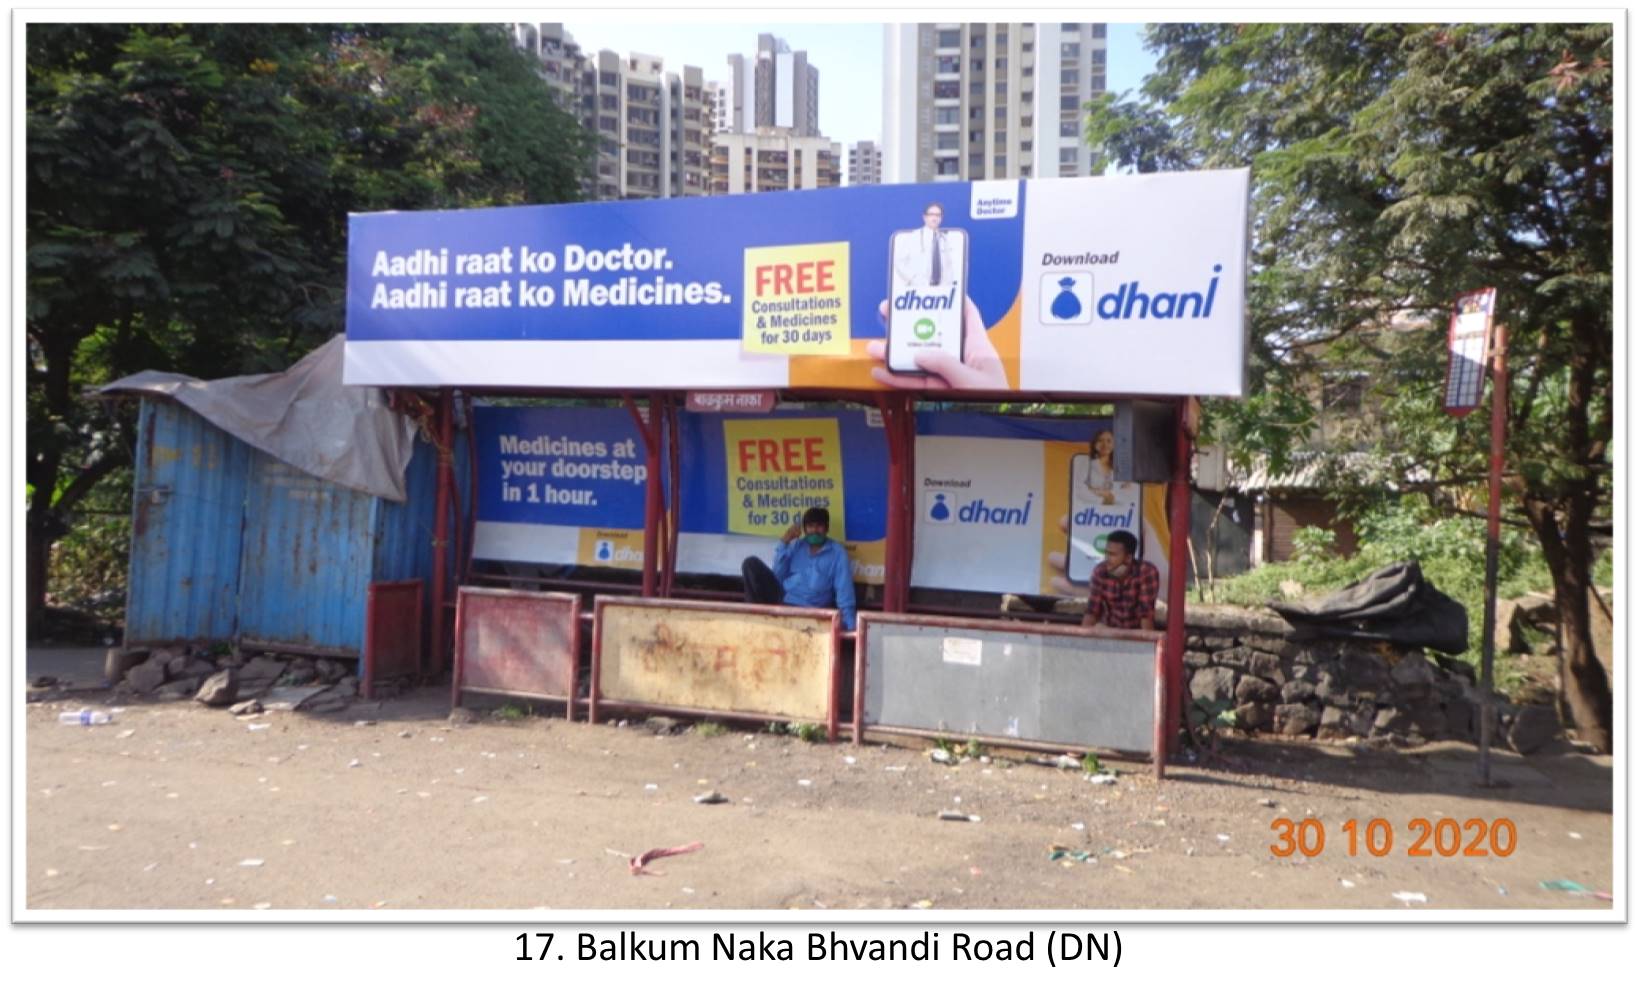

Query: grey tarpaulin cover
[1267,561,1470,654]
[98,335,415,502]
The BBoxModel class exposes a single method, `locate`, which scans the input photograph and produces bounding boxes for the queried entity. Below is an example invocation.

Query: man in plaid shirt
[1082,530,1160,631]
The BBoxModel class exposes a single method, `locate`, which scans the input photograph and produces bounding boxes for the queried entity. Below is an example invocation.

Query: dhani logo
[1097,265,1224,321]
[913,318,936,340]
[1074,506,1134,529]
[895,286,959,311]
[957,492,1034,526]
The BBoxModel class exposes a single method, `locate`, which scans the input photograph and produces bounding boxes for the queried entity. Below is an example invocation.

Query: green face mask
[804,532,827,547]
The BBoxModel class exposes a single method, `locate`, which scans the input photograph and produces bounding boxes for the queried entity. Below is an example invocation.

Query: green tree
[26,23,590,630]
[1087,23,1612,750]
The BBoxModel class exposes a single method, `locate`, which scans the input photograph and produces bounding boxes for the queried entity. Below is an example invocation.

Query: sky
[563,20,1157,154]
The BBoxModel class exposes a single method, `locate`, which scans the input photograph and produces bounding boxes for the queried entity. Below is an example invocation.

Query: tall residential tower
[882,22,1108,183]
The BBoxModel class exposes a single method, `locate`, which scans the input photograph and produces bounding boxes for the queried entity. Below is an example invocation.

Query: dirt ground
[22,648,1615,913]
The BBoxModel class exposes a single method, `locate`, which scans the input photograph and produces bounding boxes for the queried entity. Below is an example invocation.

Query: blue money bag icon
[930,493,951,521]
[595,540,614,562]
[1051,276,1083,320]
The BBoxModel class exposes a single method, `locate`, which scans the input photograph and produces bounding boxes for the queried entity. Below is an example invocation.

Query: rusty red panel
[453,586,580,718]
[363,580,423,699]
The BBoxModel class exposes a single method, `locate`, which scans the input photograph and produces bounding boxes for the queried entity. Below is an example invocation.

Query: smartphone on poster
[1068,453,1144,584]
[1067,453,1100,584]
[886,226,968,375]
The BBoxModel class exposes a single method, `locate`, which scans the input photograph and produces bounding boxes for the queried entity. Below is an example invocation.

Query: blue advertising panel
[346,171,1251,397]
[469,406,1168,595]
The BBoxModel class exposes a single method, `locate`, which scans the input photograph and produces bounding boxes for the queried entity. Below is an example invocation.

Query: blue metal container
[124,397,463,658]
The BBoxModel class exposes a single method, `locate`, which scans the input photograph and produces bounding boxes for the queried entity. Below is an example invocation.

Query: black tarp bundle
[1267,561,1470,654]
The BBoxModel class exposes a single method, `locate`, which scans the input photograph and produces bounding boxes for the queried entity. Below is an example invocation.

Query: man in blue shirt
[741,506,857,630]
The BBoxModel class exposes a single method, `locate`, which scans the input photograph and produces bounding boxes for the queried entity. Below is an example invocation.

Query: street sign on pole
[1443,288,1496,416]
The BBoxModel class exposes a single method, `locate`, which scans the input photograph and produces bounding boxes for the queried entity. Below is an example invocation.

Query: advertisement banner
[469,406,1167,595]
[911,414,1169,597]
[675,410,888,585]
[470,406,650,569]
[346,171,1250,397]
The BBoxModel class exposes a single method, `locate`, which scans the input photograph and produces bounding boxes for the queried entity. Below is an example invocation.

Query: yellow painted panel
[599,603,834,720]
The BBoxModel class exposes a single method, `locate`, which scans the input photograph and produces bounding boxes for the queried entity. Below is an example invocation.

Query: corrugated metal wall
[235,449,376,653]
[125,398,452,656]
[125,400,253,645]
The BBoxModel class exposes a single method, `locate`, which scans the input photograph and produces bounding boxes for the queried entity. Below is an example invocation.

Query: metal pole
[429,389,452,677]
[1163,398,1194,754]
[877,395,905,614]
[1478,324,1508,785]
[624,394,663,599]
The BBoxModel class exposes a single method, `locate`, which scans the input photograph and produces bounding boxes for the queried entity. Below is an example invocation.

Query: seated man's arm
[832,551,858,631]
[771,538,795,581]
[1082,568,1106,626]
[1136,563,1160,630]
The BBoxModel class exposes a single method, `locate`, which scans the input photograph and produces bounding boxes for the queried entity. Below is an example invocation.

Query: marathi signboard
[1443,288,1496,416]
[592,598,839,726]
[344,171,1251,397]
[469,405,1169,596]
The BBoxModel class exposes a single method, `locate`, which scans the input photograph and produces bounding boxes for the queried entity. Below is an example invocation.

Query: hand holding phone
[866,296,1009,390]
[885,227,969,375]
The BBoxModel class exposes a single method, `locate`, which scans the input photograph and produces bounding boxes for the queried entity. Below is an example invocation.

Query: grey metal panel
[1113,399,1175,483]
[863,621,1155,753]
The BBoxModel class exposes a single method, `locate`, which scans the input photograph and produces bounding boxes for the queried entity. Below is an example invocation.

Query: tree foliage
[26,23,590,626]
[1087,23,1613,748]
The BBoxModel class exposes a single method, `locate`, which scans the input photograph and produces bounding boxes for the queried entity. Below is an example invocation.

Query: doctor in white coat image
[893,202,962,289]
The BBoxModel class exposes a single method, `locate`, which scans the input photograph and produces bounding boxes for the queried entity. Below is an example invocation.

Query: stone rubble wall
[1175,604,1559,753]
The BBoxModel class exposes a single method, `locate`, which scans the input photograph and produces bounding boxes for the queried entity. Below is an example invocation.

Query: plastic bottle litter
[59,709,113,726]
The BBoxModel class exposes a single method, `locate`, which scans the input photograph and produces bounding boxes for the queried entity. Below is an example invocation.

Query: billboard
[345,171,1250,397]
[469,405,1169,596]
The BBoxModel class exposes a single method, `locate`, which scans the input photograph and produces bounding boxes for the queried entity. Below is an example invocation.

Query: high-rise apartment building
[711,128,842,194]
[722,34,821,137]
[881,22,1108,183]
[709,80,734,133]
[847,141,883,185]
[513,24,713,200]
[513,23,595,118]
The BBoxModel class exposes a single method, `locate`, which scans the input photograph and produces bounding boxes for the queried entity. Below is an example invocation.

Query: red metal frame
[852,610,1168,777]
[362,579,424,699]
[589,595,842,736]
[441,387,1196,762]
[463,392,480,586]
[429,389,454,677]
[451,586,582,720]
[1163,398,1193,755]
[662,395,679,597]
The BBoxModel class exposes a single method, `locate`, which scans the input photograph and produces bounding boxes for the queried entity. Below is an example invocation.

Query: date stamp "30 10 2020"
[1270,818,1519,859]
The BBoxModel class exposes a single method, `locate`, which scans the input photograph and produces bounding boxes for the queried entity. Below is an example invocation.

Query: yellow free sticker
[742,242,851,355]
[723,418,846,538]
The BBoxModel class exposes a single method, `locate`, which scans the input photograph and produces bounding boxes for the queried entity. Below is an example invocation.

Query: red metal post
[1153,639,1167,781]
[898,396,917,612]
[1163,398,1193,754]
[449,588,467,710]
[665,394,682,598]
[565,593,582,723]
[429,389,453,677]
[624,394,663,598]
[362,584,378,701]
[852,616,868,746]
[827,616,842,743]
[1477,325,1509,785]
[588,600,604,726]
[876,395,904,614]
[463,393,479,584]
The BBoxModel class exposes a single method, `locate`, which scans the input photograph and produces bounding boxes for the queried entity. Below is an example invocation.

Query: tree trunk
[26,508,53,636]
[1525,497,1613,753]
